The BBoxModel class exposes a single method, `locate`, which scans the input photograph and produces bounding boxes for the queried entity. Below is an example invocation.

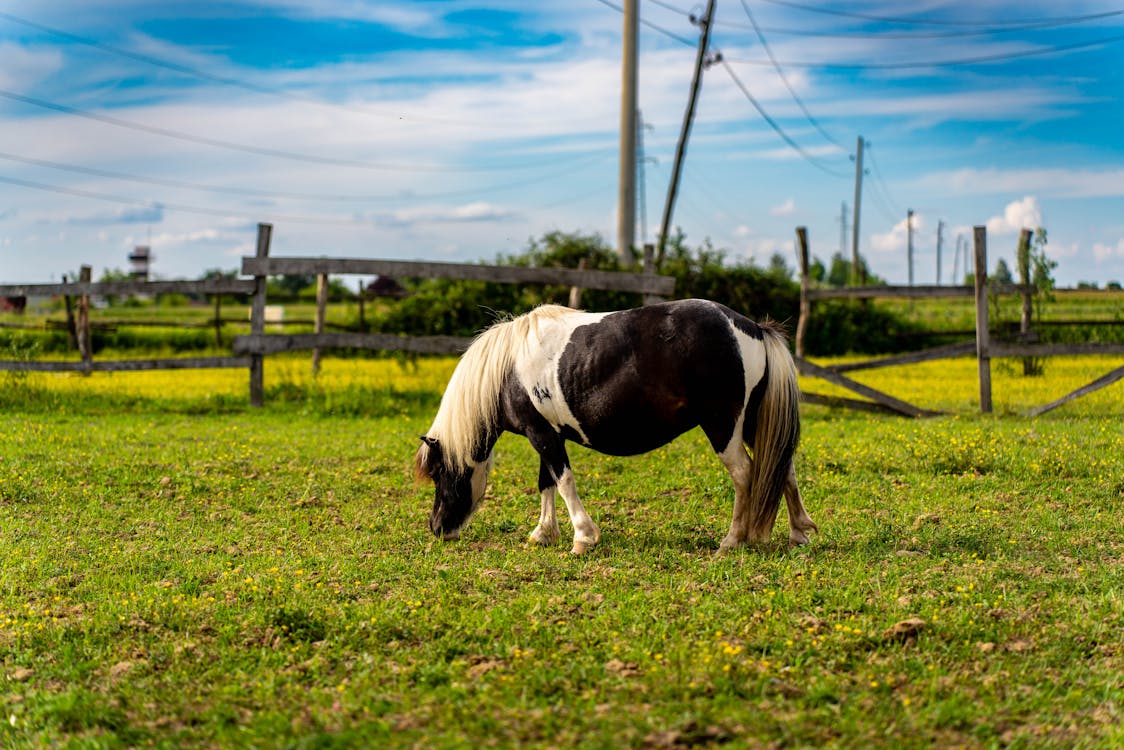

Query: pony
[413,299,817,553]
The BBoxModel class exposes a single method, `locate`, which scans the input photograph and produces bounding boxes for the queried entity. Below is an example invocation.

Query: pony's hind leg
[717,442,754,552]
[784,462,818,547]
[529,460,561,546]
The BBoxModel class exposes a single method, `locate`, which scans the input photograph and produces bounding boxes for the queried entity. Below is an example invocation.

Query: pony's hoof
[570,540,595,555]
[528,526,559,546]
[717,536,743,554]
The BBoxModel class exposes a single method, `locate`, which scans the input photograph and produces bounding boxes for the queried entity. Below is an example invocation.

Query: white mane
[423,305,575,472]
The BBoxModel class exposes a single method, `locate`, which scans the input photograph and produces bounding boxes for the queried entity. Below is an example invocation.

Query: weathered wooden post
[249,223,272,407]
[795,226,810,358]
[973,226,992,413]
[213,294,223,347]
[567,258,587,309]
[357,279,367,332]
[77,265,92,373]
[311,272,328,375]
[1016,228,1035,375]
[62,273,79,351]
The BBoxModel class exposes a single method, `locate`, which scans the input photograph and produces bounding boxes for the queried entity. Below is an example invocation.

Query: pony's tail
[747,323,801,541]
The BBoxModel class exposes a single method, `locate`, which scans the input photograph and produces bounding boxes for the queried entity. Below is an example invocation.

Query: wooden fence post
[213,294,223,347]
[641,243,663,305]
[249,223,272,407]
[77,265,92,373]
[795,226,810,358]
[62,273,79,351]
[973,226,992,413]
[1016,228,1035,375]
[357,279,367,332]
[312,272,328,375]
[567,258,587,309]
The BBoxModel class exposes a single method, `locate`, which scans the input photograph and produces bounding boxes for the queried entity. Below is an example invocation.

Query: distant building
[129,245,152,280]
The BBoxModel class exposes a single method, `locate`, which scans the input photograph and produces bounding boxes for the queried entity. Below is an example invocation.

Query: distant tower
[129,245,151,280]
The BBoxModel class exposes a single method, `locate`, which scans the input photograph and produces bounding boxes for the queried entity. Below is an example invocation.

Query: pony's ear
[414,436,443,481]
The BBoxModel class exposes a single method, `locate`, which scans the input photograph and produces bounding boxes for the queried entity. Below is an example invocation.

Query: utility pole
[657,0,717,268]
[907,208,914,288]
[953,234,963,284]
[617,0,638,267]
[935,219,944,285]
[850,135,866,285]
[636,110,652,247]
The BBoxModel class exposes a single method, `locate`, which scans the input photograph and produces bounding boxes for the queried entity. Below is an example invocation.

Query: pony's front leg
[556,467,600,554]
[784,462,818,547]
[528,460,561,546]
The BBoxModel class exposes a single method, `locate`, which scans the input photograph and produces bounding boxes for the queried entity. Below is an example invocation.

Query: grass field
[2,356,1122,748]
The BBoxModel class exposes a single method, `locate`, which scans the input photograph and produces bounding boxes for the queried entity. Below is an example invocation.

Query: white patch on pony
[726,324,768,454]
[513,310,611,445]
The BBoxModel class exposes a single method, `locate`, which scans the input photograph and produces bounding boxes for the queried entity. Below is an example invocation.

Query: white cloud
[378,202,516,228]
[69,204,165,225]
[914,168,1124,199]
[1093,239,1124,262]
[0,42,63,89]
[770,198,795,217]
[985,196,1042,236]
[870,213,925,254]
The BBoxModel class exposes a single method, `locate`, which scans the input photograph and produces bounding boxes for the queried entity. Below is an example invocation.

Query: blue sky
[2,0,1123,287]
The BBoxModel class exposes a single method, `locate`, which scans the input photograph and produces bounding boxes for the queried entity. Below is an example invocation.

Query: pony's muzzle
[429,514,461,541]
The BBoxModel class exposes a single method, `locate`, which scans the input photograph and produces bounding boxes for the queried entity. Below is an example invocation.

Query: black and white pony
[414,299,817,553]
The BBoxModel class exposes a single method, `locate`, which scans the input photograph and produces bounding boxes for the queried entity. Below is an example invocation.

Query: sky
[2,0,1124,288]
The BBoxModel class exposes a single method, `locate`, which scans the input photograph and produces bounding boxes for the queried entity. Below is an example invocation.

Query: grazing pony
[414,299,816,553]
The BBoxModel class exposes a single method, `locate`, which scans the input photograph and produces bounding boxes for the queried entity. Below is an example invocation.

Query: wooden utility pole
[617,0,638,267]
[935,220,944,285]
[657,0,716,268]
[850,136,866,285]
[907,208,914,288]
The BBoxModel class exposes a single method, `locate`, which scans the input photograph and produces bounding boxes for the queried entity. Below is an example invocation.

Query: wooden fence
[0,267,255,373]
[4,222,1119,414]
[0,223,676,406]
[794,226,1124,417]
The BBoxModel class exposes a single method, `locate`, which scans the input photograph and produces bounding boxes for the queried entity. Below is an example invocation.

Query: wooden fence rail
[234,223,676,405]
[794,225,1123,416]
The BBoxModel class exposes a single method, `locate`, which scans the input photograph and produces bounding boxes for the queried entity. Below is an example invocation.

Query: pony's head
[415,436,493,540]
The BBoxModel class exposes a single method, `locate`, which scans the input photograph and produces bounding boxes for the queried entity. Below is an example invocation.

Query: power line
[737,0,840,147]
[722,32,1124,70]
[754,0,1124,28]
[0,87,578,173]
[0,174,372,226]
[0,148,615,204]
[0,10,557,128]
[646,0,1124,38]
[864,143,904,221]
[593,0,696,46]
[717,59,848,178]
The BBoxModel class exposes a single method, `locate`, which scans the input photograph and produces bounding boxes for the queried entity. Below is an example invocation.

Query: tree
[993,259,1013,285]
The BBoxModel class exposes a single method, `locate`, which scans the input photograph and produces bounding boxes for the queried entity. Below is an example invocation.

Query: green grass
[1,360,1122,748]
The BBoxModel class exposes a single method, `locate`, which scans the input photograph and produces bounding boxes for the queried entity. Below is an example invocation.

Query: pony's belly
[569,410,695,456]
